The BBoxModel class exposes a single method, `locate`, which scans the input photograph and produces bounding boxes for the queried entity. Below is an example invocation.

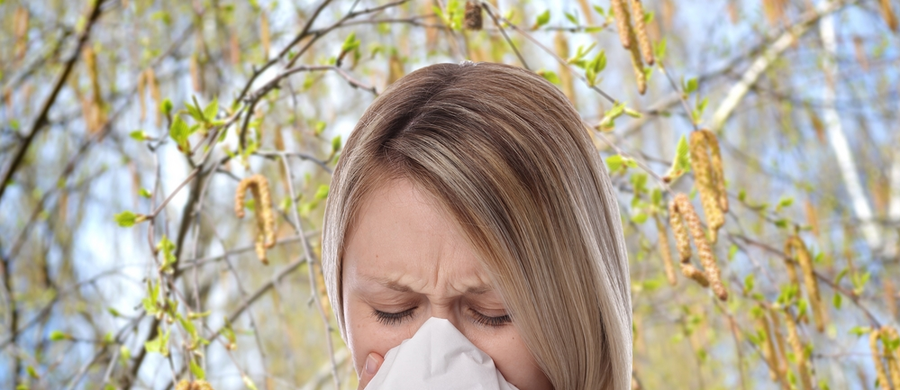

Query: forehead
[342,178,492,295]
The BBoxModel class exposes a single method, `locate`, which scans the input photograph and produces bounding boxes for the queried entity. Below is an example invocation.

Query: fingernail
[365,353,377,375]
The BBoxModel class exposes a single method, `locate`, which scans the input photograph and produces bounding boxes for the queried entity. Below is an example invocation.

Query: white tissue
[364,317,520,390]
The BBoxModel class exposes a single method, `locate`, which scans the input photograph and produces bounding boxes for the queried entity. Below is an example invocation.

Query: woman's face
[341,178,553,390]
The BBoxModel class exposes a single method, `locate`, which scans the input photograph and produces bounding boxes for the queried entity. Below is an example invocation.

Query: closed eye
[373,307,416,326]
[470,308,511,327]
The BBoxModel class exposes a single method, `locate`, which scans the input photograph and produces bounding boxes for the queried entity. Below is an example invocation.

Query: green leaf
[564,12,578,25]
[848,326,870,337]
[537,70,560,85]
[724,245,737,261]
[169,115,191,150]
[130,130,147,141]
[664,135,691,181]
[49,330,68,341]
[743,274,754,294]
[161,98,173,117]
[535,10,550,28]
[139,188,152,198]
[190,358,206,380]
[114,211,146,227]
[630,212,648,224]
[331,135,342,153]
[341,32,360,53]
[156,235,177,274]
[315,184,330,200]
[606,154,625,172]
[654,38,667,61]
[776,196,794,211]
[684,77,698,94]
[832,292,842,309]
[203,97,219,122]
[143,280,160,316]
[144,327,170,357]
[598,102,626,128]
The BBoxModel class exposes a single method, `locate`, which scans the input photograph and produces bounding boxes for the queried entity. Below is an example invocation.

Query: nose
[418,305,463,336]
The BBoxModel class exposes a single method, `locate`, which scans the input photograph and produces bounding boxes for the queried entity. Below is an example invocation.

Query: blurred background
[1,0,899,389]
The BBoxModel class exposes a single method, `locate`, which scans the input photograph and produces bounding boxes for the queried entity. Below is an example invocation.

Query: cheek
[470,329,552,390]
[344,299,414,375]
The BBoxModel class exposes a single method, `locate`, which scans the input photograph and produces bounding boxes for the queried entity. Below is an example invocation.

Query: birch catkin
[680,263,709,287]
[146,68,161,127]
[235,175,276,264]
[871,328,892,390]
[701,130,728,212]
[758,313,780,382]
[788,236,826,332]
[611,0,632,49]
[784,310,813,390]
[690,131,725,244]
[654,215,677,286]
[137,70,146,122]
[770,309,790,384]
[629,0,655,65]
[176,380,214,390]
[672,194,728,300]
[668,198,692,262]
[883,326,900,390]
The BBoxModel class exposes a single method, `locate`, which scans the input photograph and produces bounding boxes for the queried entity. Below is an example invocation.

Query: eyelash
[372,307,511,328]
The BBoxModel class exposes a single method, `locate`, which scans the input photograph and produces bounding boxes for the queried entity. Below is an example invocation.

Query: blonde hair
[322,62,632,390]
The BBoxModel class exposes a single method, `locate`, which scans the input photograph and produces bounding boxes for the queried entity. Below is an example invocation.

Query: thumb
[357,352,384,390]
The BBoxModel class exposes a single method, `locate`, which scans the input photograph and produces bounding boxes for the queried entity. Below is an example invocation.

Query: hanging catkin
[611,0,632,48]
[628,0,655,65]
[701,130,728,212]
[689,130,725,244]
[680,263,709,287]
[784,310,813,390]
[146,68,161,127]
[758,312,781,383]
[769,309,790,385]
[670,194,728,300]
[137,70,147,122]
[787,236,826,332]
[871,328,892,390]
[654,215,677,286]
[176,380,214,390]
[668,199,692,262]
[235,175,276,264]
[628,32,647,94]
[883,326,900,390]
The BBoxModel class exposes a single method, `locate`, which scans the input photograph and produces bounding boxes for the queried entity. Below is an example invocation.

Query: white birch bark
[818,7,883,252]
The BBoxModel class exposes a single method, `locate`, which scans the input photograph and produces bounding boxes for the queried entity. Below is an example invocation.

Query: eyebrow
[362,276,493,295]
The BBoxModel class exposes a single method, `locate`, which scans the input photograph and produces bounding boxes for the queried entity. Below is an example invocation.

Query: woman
[322,61,632,390]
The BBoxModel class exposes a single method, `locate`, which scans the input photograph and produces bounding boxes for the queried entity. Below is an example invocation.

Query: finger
[357,352,384,390]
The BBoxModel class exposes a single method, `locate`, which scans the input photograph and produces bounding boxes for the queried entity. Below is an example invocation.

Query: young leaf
[114,211,146,227]
[49,330,69,341]
[663,135,691,181]
[157,235,177,274]
[189,358,206,380]
[144,326,170,357]
[535,10,551,28]
[203,97,218,122]
[169,115,190,150]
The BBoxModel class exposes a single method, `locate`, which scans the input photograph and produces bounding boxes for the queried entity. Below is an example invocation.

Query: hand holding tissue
[364,317,520,390]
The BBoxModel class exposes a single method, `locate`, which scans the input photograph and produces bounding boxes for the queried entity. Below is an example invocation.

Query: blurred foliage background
[1,0,899,389]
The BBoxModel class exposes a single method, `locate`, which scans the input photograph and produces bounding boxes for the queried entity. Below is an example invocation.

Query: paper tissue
[364,317,520,390]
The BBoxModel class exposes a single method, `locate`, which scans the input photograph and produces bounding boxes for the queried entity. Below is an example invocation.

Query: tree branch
[0,0,108,204]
